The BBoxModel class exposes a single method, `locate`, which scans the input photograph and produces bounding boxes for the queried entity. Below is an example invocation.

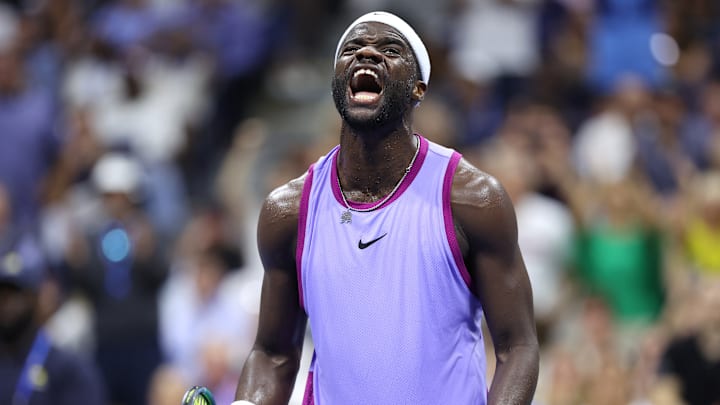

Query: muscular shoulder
[450,158,518,253]
[257,173,308,268]
[260,173,307,222]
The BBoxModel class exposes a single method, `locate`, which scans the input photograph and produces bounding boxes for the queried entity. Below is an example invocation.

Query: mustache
[331,72,414,132]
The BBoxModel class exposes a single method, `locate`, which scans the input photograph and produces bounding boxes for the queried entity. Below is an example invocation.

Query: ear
[412,81,427,104]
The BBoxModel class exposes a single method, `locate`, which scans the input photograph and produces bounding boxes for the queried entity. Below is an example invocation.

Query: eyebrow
[343,33,409,49]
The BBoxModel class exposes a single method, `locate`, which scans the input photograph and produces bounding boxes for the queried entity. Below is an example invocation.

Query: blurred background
[0,0,719,404]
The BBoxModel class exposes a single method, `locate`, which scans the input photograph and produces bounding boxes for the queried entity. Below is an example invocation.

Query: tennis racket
[181,386,217,405]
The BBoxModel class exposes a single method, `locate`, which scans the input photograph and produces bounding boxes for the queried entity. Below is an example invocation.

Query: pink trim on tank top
[330,135,429,210]
[442,152,472,288]
[296,165,315,310]
[302,371,315,405]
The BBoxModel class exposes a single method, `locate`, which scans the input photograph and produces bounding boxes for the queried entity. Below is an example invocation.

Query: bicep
[254,187,308,353]
[235,216,306,402]
[454,176,536,351]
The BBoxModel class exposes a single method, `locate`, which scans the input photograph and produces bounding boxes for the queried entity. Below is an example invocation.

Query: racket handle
[181,386,217,405]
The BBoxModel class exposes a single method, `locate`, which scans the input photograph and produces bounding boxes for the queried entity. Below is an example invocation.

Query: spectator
[0,43,61,230]
[682,79,720,170]
[634,84,698,197]
[92,0,160,52]
[586,0,667,92]
[449,0,542,100]
[147,364,190,405]
[681,171,720,275]
[64,153,168,405]
[572,75,649,185]
[572,180,665,329]
[160,225,254,404]
[544,347,583,405]
[182,0,278,156]
[87,49,194,237]
[0,233,105,405]
[478,141,575,346]
[657,281,720,405]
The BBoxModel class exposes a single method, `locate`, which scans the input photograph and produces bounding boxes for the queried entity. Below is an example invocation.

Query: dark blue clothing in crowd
[0,86,59,230]
[0,334,106,405]
[588,0,666,92]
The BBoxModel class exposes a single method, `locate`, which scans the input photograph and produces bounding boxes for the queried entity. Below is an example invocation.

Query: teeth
[353,69,378,79]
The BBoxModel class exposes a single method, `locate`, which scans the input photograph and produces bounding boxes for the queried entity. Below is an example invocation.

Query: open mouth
[350,68,383,105]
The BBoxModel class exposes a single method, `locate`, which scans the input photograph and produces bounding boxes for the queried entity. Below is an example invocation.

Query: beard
[332,73,415,132]
[0,307,34,344]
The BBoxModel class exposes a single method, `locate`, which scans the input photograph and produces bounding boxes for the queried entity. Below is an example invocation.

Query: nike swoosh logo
[358,233,387,249]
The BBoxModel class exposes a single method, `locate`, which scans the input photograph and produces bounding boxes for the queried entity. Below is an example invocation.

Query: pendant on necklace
[340,209,352,224]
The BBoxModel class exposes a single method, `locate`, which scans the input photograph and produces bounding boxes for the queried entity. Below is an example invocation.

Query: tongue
[352,91,381,104]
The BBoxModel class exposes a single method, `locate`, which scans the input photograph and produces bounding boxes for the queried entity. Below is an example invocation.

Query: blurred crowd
[0,0,719,404]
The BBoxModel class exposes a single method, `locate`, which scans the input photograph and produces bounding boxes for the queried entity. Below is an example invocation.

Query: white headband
[334,11,431,85]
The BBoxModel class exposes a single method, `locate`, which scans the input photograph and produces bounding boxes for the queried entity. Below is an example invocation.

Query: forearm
[488,343,539,405]
[234,348,301,405]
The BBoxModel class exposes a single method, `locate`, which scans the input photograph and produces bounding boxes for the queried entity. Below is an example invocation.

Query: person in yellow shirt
[684,172,720,275]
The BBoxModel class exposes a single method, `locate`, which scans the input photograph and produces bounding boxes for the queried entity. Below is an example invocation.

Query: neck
[337,123,418,202]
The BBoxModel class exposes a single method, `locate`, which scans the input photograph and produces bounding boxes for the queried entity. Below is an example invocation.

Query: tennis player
[233,11,539,405]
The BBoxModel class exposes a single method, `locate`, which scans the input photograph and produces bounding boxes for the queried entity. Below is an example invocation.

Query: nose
[355,45,383,63]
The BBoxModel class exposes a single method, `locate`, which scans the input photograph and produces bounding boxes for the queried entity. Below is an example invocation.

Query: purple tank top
[297,135,487,404]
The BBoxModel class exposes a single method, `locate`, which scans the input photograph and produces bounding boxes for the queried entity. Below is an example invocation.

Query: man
[234,11,538,405]
[656,281,720,405]
[0,45,60,230]
[0,234,105,405]
[67,153,167,405]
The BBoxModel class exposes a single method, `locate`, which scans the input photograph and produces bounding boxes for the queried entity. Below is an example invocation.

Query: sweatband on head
[334,11,431,85]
